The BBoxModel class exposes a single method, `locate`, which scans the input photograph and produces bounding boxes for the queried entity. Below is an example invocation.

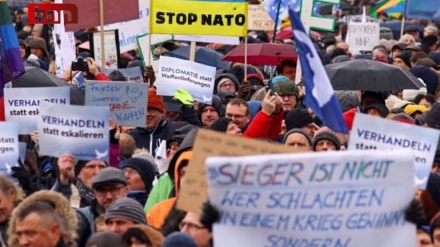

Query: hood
[197,95,224,123]
[129,224,164,247]
[214,73,240,94]
[8,190,78,247]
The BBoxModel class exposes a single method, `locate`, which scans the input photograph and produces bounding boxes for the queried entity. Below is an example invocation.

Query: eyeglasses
[179,221,206,231]
[123,168,140,176]
[226,113,247,119]
[220,83,236,88]
[95,186,125,196]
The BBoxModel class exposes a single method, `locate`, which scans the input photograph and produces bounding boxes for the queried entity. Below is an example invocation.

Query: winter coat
[76,200,105,247]
[144,174,174,213]
[243,110,283,141]
[128,225,164,247]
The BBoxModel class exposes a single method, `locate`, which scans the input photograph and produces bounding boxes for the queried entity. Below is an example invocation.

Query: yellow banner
[150,0,248,37]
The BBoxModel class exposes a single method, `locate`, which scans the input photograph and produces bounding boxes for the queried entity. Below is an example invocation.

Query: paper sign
[248,5,275,31]
[4,87,70,134]
[136,34,174,72]
[99,67,144,82]
[38,104,110,161]
[177,129,295,214]
[349,113,440,189]
[347,22,380,55]
[93,31,119,69]
[174,35,240,45]
[0,122,19,173]
[207,150,416,247]
[85,81,148,127]
[155,56,216,104]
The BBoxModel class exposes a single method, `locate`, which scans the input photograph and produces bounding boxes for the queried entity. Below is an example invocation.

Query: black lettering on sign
[166,12,175,24]
[156,12,246,26]
[176,13,186,24]
[156,12,165,24]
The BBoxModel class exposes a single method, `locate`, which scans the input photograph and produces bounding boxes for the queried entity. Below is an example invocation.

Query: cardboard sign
[4,87,70,134]
[349,113,440,189]
[85,81,148,127]
[347,22,380,55]
[207,150,416,247]
[177,129,295,214]
[99,67,144,82]
[150,0,248,36]
[38,104,110,161]
[155,56,216,104]
[248,5,275,31]
[0,122,19,173]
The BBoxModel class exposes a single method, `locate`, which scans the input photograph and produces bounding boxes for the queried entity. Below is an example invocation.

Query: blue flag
[405,0,440,21]
[288,8,348,134]
[262,0,300,29]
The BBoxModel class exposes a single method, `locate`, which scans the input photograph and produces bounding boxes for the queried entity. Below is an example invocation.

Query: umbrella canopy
[13,66,85,105]
[223,43,297,66]
[325,59,425,91]
[170,46,230,70]
[380,21,423,39]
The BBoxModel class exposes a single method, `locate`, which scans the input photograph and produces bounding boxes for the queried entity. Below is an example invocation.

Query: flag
[288,8,348,134]
[262,0,300,30]
[0,0,25,98]
[405,0,440,21]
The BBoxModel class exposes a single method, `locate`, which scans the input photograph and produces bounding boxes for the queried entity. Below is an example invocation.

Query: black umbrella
[325,60,425,91]
[170,46,230,69]
[12,66,85,105]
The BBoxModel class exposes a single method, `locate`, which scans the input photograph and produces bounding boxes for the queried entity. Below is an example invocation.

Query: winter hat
[392,113,415,125]
[215,73,240,93]
[86,232,124,247]
[273,81,299,97]
[396,51,412,68]
[313,132,341,151]
[410,66,438,95]
[343,108,357,130]
[105,197,147,224]
[422,35,438,47]
[335,91,359,112]
[246,73,264,87]
[148,88,165,113]
[284,109,314,131]
[331,47,347,59]
[428,52,440,66]
[28,37,48,53]
[161,232,198,247]
[207,117,233,133]
[404,105,427,116]
[364,103,389,118]
[120,158,156,193]
[392,43,407,52]
[269,75,290,88]
[425,102,440,129]
[197,95,224,122]
[92,167,127,189]
[133,149,157,167]
[283,128,312,145]
[75,160,89,177]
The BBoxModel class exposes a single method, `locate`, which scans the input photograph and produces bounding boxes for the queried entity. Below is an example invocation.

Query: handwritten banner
[207,150,416,247]
[248,5,275,31]
[0,122,19,173]
[99,67,144,82]
[177,129,295,215]
[38,104,110,161]
[156,56,216,104]
[85,81,148,127]
[150,0,248,36]
[347,22,380,55]
[349,113,440,189]
[4,87,70,134]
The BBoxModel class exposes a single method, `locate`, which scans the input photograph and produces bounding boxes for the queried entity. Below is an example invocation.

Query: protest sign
[0,122,19,173]
[85,81,148,127]
[177,129,295,214]
[150,0,248,36]
[19,142,26,164]
[90,30,120,69]
[4,87,70,134]
[349,113,440,189]
[99,67,144,82]
[155,56,216,104]
[207,150,416,247]
[38,104,110,161]
[104,0,150,53]
[248,5,275,31]
[173,35,240,45]
[347,22,380,55]
[136,34,174,71]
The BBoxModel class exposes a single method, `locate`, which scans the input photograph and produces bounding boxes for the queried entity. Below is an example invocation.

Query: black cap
[425,102,440,129]
[392,43,407,51]
[284,109,314,131]
[405,25,419,33]
[92,167,127,189]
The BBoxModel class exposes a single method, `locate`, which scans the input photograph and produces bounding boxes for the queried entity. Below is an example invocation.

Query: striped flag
[0,0,25,97]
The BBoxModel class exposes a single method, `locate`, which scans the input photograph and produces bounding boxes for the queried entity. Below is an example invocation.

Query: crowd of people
[4,0,440,247]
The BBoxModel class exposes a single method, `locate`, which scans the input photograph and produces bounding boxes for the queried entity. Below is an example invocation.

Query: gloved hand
[144,65,156,86]
[174,88,194,105]
[11,163,35,196]
[237,80,251,99]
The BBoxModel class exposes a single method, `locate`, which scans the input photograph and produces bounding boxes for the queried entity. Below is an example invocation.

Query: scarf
[76,180,95,205]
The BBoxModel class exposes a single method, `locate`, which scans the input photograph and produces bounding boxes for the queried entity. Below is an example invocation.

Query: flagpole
[400,16,405,38]
[272,0,282,42]
[244,36,248,80]
[99,0,105,68]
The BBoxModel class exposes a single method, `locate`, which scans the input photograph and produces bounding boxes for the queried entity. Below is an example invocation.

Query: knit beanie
[284,109,314,131]
[313,132,341,151]
[207,117,233,133]
[120,158,156,193]
[396,51,412,68]
[86,232,123,247]
[283,128,312,145]
[105,197,147,224]
[161,232,198,247]
[148,88,165,113]
[75,160,88,177]
[364,103,389,118]
[335,91,360,112]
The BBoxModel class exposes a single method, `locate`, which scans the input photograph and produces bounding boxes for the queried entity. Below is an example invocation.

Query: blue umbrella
[380,20,423,39]
[170,46,230,70]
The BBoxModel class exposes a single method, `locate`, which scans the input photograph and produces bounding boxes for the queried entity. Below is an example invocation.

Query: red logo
[28,3,78,24]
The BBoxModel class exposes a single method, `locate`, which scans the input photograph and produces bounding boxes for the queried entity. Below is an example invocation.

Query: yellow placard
[150,0,248,37]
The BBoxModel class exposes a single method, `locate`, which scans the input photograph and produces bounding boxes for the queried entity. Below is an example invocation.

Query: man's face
[337,42,349,53]
[0,189,16,224]
[107,217,135,236]
[77,161,107,188]
[372,50,388,61]
[180,212,212,247]
[393,58,409,70]
[392,49,402,59]
[301,123,319,137]
[94,184,128,209]
[282,66,296,81]
[201,106,219,127]
[315,140,337,152]
[284,133,311,152]
[433,228,440,246]
[16,213,60,247]
[30,48,43,59]
[146,108,163,128]
[225,104,250,131]
[226,122,242,136]
[418,230,433,247]
[123,167,146,191]
[279,95,297,112]
[218,79,236,93]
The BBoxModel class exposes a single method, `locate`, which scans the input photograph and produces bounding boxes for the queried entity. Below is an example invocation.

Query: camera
[71,58,89,72]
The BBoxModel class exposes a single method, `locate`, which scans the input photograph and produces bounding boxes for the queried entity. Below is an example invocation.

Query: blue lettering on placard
[345,210,406,230]
[91,96,122,102]
[339,159,392,180]
[220,190,260,208]
[357,129,432,152]
[8,98,67,106]
[114,107,145,123]
[90,84,122,93]
[41,116,105,128]
[265,235,351,247]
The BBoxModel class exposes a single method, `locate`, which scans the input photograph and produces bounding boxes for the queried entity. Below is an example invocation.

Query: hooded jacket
[197,95,225,126]
[8,191,78,247]
[127,225,164,247]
